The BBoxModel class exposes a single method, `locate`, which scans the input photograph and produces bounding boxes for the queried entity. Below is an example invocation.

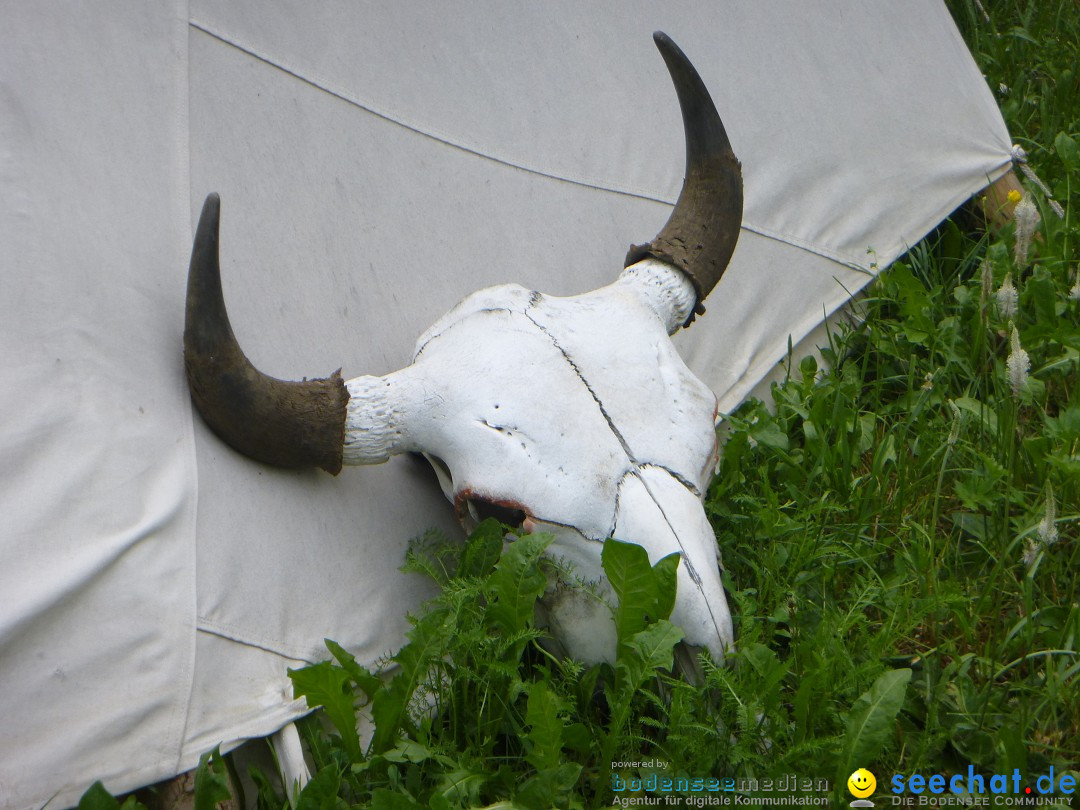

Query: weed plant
[83,2,1077,809]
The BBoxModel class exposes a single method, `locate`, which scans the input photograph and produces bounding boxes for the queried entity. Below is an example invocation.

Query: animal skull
[184,32,742,663]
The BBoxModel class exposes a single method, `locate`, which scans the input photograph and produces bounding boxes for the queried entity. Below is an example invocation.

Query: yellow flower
[1007,189,1022,205]
[1013,194,1040,268]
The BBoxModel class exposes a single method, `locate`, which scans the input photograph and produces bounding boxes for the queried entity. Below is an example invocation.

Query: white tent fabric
[1,2,1011,807]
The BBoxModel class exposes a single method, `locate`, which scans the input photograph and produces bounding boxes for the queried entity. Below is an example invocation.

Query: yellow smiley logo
[847,768,877,798]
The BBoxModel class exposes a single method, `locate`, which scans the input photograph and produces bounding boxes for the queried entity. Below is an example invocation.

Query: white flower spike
[1012,193,1039,268]
[997,273,1018,320]
[1007,324,1030,398]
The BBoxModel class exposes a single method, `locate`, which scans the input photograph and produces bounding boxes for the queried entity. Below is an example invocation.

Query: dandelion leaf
[294,764,343,810]
[1055,131,1079,172]
[651,551,680,622]
[436,767,486,806]
[603,539,655,642]
[458,517,505,579]
[488,533,551,634]
[602,539,680,644]
[193,747,232,810]
[524,681,565,771]
[77,783,145,810]
[325,638,382,700]
[838,668,911,783]
[515,763,583,810]
[289,661,362,761]
[616,619,685,693]
[371,607,451,754]
[370,790,424,810]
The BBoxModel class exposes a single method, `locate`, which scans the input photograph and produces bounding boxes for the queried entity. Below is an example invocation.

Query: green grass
[91,2,1078,808]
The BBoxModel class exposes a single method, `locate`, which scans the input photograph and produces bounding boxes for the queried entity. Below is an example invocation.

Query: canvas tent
[1,2,1013,806]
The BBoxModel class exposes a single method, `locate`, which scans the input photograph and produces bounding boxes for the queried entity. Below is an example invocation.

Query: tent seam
[197,617,325,665]
[185,19,664,203]
[187,17,883,272]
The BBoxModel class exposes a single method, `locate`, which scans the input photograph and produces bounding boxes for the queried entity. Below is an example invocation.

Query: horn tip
[194,193,221,245]
[202,191,221,214]
[652,31,682,60]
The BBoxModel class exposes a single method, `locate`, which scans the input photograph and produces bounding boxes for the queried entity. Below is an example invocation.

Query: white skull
[343,258,731,660]
[184,32,742,664]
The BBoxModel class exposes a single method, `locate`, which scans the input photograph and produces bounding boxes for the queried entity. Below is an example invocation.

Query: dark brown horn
[184,193,349,474]
[625,32,743,324]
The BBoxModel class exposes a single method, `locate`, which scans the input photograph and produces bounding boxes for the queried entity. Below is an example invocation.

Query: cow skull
[184,32,742,664]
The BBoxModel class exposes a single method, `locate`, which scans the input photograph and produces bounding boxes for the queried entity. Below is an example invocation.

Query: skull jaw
[432,495,735,670]
[421,438,734,667]
[536,582,713,684]
[537,573,619,666]
[529,502,735,668]
[612,468,735,661]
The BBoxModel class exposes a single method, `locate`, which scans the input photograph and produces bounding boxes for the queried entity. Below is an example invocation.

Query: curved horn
[184,193,349,474]
[625,32,743,323]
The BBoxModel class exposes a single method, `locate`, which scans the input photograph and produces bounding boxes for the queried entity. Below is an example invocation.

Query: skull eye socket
[464,497,527,529]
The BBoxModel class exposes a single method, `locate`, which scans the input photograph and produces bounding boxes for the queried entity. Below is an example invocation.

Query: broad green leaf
[370,790,424,810]
[871,432,897,477]
[855,412,876,455]
[1055,131,1079,172]
[371,607,451,753]
[651,552,680,622]
[953,396,999,437]
[325,638,383,700]
[294,764,343,810]
[289,661,362,761]
[602,539,656,642]
[751,418,790,451]
[77,782,124,810]
[437,768,486,805]
[378,738,450,765]
[1045,405,1080,443]
[603,541,681,646]
[488,533,551,634]
[573,664,602,720]
[615,620,684,697]
[838,668,912,782]
[458,517,505,578]
[625,620,684,676]
[562,721,593,756]
[524,681,564,771]
[193,747,232,810]
[514,763,583,810]
[891,263,934,334]
[603,619,684,767]
[950,511,992,542]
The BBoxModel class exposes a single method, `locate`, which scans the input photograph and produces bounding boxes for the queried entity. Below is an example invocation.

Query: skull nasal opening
[455,493,528,530]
